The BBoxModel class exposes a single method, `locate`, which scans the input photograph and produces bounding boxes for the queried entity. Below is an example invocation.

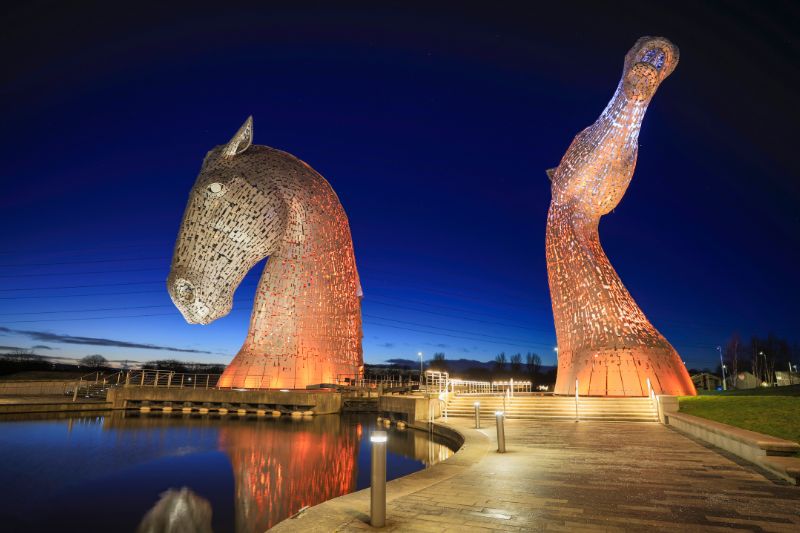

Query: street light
[417,352,423,385]
[717,346,726,391]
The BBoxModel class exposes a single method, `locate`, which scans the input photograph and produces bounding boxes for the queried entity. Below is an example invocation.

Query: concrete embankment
[108,386,342,415]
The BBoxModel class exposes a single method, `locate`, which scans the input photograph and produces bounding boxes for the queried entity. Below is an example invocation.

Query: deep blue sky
[1,1,798,369]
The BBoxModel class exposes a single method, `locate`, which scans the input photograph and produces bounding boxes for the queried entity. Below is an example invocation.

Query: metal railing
[336,374,417,390]
[123,369,221,389]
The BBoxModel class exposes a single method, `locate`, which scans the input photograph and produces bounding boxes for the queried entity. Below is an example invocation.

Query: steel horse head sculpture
[168,117,363,389]
[546,37,696,396]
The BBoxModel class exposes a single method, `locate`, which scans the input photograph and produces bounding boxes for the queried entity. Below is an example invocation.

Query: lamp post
[370,431,387,527]
[717,346,726,391]
[417,351,423,387]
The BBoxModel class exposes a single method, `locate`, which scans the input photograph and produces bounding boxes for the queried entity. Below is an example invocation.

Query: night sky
[1,1,798,369]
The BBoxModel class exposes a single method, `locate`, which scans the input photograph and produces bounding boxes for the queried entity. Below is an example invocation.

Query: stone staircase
[445,394,659,422]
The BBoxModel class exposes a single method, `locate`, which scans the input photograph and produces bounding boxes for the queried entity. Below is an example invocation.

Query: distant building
[734,372,760,389]
[774,371,800,387]
[691,373,722,391]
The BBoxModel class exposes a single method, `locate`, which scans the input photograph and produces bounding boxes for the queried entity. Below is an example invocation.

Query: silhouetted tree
[430,352,448,371]
[525,352,541,378]
[80,354,108,369]
[493,352,507,372]
[509,353,522,374]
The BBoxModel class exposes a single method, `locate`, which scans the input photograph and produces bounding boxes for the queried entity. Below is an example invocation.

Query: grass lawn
[679,395,800,444]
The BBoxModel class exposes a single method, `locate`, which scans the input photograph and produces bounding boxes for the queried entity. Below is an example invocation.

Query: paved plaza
[275,418,800,532]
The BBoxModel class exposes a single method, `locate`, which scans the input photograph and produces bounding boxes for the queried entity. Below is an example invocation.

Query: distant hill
[379,357,555,374]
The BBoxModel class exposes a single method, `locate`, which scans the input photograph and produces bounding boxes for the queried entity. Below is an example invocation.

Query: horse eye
[207,182,224,196]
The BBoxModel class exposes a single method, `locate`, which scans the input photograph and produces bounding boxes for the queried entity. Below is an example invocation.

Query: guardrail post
[495,411,506,453]
[474,401,481,429]
[167,372,173,389]
[206,374,210,389]
[180,374,184,388]
[140,371,145,386]
[370,431,387,527]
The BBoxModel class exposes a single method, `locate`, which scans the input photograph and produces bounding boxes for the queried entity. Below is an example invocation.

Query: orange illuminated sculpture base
[545,37,695,397]
[168,117,363,389]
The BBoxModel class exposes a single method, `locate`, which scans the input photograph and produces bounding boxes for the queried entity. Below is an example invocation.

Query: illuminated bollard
[495,411,506,453]
[370,431,388,527]
[474,401,481,429]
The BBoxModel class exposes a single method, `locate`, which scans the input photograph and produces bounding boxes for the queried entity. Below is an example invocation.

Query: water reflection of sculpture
[546,37,696,396]
[218,417,358,532]
[168,117,363,389]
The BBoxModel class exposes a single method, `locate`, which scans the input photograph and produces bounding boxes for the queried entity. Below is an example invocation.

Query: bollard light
[370,431,388,527]
[495,411,506,453]
[474,401,481,429]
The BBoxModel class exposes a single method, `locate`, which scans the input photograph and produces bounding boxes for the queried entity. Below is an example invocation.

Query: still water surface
[0,412,456,532]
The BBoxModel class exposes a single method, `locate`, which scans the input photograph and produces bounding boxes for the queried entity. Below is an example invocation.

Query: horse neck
[244,193,359,339]
[546,203,661,354]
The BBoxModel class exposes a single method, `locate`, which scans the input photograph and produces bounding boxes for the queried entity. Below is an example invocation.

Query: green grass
[679,395,800,444]
[696,384,800,397]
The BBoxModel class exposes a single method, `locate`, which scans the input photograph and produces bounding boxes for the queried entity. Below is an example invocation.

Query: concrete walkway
[273,418,800,532]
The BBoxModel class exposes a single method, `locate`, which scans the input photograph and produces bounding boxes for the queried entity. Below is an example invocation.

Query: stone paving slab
[273,417,800,532]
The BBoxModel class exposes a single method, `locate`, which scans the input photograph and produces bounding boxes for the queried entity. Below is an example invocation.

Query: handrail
[123,369,221,389]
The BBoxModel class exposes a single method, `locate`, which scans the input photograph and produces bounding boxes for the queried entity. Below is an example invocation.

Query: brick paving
[273,418,800,532]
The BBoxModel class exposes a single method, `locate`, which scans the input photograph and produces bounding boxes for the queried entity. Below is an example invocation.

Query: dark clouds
[0,327,212,354]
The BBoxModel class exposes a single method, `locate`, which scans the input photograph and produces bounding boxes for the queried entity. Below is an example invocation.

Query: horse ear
[222,116,253,158]
[546,168,556,181]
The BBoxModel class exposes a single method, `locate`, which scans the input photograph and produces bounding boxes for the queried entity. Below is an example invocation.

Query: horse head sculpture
[168,117,363,389]
[546,37,695,397]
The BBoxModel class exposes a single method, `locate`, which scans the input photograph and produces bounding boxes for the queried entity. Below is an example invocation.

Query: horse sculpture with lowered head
[168,117,363,389]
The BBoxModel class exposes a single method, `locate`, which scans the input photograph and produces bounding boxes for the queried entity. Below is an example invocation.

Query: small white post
[495,411,506,453]
[575,379,579,422]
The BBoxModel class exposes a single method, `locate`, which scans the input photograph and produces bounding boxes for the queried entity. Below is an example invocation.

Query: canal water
[0,412,456,532]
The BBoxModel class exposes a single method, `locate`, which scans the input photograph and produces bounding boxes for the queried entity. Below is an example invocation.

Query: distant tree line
[427,351,553,385]
[718,333,800,385]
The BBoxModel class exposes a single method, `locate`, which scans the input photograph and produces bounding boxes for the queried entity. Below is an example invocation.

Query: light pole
[417,352,423,387]
[717,346,726,391]
[553,346,559,360]
[759,351,768,385]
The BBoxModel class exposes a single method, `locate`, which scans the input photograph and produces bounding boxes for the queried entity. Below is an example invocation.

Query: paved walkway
[274,418,800,532]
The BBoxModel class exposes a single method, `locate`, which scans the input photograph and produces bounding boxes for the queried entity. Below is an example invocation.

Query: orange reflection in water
[218,416,358,532]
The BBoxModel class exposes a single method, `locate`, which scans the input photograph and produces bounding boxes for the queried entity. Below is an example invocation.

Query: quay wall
[108,386,342,414]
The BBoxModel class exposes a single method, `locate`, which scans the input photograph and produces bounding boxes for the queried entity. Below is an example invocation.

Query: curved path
[273,418,799,532]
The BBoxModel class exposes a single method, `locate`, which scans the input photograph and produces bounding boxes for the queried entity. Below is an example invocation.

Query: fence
[124,369,221,389]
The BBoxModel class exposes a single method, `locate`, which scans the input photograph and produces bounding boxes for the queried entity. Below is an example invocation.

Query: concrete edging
[665,410,800,484]
[270,420,489,532]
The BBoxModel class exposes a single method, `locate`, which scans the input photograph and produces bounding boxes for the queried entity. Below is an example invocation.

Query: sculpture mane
[168,117,363,389]
[546,37,696,396]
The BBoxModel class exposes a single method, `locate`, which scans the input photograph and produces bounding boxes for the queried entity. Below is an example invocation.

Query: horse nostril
[174,278,196,304]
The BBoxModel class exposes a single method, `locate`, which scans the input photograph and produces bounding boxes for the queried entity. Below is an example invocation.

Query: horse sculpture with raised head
[546,37,696,396]
[168,117,363,389]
